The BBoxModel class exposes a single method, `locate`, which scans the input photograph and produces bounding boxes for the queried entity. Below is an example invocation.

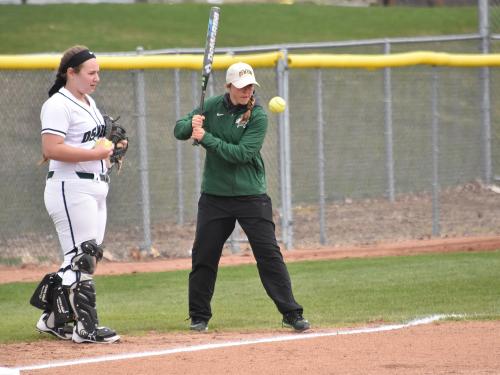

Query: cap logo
[239,69,253,77]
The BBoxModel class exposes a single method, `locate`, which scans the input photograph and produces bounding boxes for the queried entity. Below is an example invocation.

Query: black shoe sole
[190,321,208,332]
[72,333,121,344]
[282,321,311,332]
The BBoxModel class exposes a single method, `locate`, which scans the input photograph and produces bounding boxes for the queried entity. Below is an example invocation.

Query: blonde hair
[240,95,255,124]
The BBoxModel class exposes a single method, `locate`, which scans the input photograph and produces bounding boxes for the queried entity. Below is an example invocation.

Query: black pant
[189,193,303,322]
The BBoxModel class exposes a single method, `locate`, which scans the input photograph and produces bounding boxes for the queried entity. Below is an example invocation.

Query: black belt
[47,171,110,183]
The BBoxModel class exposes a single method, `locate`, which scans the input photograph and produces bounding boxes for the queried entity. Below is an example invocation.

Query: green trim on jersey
[174,94,268,196]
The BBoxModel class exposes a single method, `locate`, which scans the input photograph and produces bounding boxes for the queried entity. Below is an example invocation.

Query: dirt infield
[1,321,499,375]
[1,236,499,375]
[2,235,500,284]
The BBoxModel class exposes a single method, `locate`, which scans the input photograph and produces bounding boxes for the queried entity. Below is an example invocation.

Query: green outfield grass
[0,4,477,54]
[0,250,498,344]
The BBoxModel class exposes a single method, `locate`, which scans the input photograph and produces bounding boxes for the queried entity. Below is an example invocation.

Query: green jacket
[174,94,268,196]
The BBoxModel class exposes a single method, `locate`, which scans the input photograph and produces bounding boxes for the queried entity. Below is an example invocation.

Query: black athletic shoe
[36,312,73,340]
[72,324,120,344]
[282,311,311,332]
[190,318,208,332]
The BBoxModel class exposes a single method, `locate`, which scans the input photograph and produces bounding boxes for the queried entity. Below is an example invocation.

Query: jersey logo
[235,116,248,128]
[216,113,224,117]
[82,124,106,143]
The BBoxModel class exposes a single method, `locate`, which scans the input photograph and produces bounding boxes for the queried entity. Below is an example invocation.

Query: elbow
[228,152,257,165]
[237,148,258,164]
[174,125,190,140]
[42,147,57,160]
[173,128,183,140]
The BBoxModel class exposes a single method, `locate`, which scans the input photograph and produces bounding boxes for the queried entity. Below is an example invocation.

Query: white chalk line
[8,313,463,373]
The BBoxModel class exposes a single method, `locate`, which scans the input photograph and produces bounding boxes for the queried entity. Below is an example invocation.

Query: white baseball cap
[226,62,260,89]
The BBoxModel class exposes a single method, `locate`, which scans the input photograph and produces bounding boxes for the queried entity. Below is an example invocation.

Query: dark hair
[40,45,95,165]
[48,45,95,97]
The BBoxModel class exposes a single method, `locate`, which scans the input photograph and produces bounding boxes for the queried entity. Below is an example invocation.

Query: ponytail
[240,95,255,124]
[48,45,95,97]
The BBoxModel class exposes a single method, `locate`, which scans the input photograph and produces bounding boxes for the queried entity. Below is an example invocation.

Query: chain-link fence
[1,4,500,265]
[490,0,500,36]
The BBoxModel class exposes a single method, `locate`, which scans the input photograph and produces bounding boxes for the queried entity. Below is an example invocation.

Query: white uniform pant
[44,178,108,286]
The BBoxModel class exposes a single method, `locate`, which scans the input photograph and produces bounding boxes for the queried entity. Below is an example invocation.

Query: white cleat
[36,312,73,340]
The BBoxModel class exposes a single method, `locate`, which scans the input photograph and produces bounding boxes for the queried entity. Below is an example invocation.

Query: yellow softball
[268,96,286,113]
[95,138,113,149]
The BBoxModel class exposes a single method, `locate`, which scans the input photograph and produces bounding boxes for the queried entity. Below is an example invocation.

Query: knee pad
[69,280,99,336]
[71,240,104,275]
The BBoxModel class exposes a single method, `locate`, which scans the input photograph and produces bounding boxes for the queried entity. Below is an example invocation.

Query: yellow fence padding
[286,51,500,69]
[1,51,500,70]
[0,52,282,70]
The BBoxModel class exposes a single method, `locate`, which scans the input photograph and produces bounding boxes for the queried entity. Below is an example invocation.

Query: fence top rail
[137,33,483,55]
[1,51,500,70]
[19,34,480,58]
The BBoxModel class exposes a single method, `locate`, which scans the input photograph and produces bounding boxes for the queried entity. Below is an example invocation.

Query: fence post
[134,46,152,252]
[276,53,287,248]
[479,0,492,184]
[283,50,293,249]
[277,49,293,249]
[316,69,326,245]
[431,67,440,237]
[383,40,395,203]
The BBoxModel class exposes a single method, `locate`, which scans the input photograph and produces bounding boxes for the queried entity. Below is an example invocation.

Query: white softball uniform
[41,87,109,286]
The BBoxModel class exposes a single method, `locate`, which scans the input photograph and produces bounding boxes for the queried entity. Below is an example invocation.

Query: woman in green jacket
[174,62,309,333]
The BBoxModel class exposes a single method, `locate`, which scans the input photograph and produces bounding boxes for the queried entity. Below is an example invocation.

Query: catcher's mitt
[103,114,129,172]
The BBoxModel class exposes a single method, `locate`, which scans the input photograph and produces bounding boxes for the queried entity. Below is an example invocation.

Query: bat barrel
[193,6,220,147]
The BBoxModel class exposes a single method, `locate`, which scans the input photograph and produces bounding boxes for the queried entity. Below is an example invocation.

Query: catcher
[31,45,128,344]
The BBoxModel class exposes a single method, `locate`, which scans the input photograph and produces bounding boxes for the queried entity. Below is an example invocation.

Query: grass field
[0,4,478,53]
[1,251,499,344]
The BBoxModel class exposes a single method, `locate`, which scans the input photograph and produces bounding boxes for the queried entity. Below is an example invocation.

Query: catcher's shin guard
[52,284,73,324]
[32,273,74,340]
[69,280,120,344]
[30,272,72,322]
[30,272,59,310]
